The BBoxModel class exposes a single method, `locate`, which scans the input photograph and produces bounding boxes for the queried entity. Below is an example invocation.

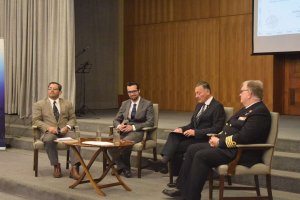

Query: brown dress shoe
[53,163,62,178]
[69,166,80,180]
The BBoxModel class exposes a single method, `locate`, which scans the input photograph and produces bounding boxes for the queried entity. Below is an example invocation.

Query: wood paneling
[124,0,274,112]
[125,0,220,25]
[125,19,220,111]
[220,0,252,16]
[219,14,273,110]
[284,54,300,115]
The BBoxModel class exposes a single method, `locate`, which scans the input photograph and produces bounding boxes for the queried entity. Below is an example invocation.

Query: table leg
[69,146,106,196]
[101,149,131,191]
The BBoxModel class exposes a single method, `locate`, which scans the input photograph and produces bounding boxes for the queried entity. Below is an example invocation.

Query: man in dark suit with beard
[149,81,225,174]
[162,80,271,200]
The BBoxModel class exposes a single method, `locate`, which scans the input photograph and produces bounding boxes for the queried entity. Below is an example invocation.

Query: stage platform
[1,148,300,200]
[76,109,300,140]
[2,109,300,199]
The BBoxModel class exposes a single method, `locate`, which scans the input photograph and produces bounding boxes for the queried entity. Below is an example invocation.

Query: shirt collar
[204,96,213,106]
[49,98,59,104]
[131,96,141,105]
[245,101,261,109]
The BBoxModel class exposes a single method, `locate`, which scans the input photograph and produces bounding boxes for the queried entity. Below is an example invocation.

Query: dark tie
[131,103,137,120]
[53,101,60,122]
[196,104,205,119]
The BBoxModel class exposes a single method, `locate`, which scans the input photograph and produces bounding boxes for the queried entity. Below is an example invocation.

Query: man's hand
[60,126,70,134]
[209,136,219,148]
[47,127,58,134]
[117,124,133,133]
[173,128,183,133]
[183,129,195,137]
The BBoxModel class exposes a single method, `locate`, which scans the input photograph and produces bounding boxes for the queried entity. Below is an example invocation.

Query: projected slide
[258,0,300,36]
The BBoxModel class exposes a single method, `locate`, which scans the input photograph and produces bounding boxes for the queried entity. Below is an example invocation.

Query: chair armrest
[236,144,274,149]
[227,143,274,175]
[142,126,157,131]
[140,126,157,148]
[32,125,39,142]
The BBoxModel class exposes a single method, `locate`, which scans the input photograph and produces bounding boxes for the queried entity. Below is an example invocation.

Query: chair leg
[254,175,261,196]
[168,161,177,187]
[208,171,213,200]
[66,149,70,169]
[103,150,107,171]
[137,151,142,178]
[153,147,157,161]
[219,175,225,200]
[266,174,273,200]
[34,149,38,177]
[227,175,232,185]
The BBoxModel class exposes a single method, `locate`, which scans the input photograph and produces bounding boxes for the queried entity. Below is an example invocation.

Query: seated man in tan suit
[32,82,80,179]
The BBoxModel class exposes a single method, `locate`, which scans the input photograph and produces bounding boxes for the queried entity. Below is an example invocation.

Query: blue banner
[0,38,5,150]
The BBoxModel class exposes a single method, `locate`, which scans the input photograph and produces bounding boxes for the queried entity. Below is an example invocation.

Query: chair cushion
[33,140,68,150]
[132,140,156,151]
[217,163,270,175]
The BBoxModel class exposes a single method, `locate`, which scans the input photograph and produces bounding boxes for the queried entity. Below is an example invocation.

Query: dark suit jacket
[32,98,77,134]
[218,101,271,167]
[180,98,225,140]
[113,97,154,131]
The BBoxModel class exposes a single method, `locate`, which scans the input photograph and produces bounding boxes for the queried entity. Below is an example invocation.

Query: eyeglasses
[48,88,59,91]
[127,90,139,94]
[240,89,249,93]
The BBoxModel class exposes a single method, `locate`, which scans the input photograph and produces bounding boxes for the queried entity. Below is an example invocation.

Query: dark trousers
[109,131,143,170]
[161,132,206,163]
[176,143,236,200]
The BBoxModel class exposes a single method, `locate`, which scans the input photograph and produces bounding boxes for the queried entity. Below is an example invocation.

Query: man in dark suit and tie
[110,82,154,178]
[32,82,80,179]
[162,80,271,200]
[149,81,225,174]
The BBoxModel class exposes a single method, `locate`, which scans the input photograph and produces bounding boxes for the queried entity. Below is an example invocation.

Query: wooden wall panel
[219,14,273,110]
[124,0,275,112]
[173,0,220,20]
[125,0,220,25]
[125,19,220,111]
[284,54,300,115]
[220,0,252,16]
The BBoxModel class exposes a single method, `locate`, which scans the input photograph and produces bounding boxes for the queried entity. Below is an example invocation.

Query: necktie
[196,104,206,119]
[131,103,137,120]
[53,101,60,122]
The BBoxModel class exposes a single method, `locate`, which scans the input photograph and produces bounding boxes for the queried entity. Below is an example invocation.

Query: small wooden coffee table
[61,138,134,196]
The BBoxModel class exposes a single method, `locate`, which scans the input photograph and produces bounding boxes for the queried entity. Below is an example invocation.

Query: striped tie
[53,101,60,122]
[131,103,137,121]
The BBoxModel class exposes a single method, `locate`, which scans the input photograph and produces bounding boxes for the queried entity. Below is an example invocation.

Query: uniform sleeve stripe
[225,135,237,148]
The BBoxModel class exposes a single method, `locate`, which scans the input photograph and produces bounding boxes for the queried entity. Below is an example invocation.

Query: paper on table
[55,137,75,141]
[82,141,114,146]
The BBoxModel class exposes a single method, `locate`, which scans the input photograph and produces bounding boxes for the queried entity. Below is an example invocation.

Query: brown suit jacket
[32,97,77,137]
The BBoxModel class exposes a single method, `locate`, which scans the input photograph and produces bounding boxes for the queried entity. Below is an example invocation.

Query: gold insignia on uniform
[225,135,237,148]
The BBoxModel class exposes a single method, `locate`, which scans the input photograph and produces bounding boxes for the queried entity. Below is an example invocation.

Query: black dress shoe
[148,159,168,174]
[122,168,132,178]
[162,188,181,197]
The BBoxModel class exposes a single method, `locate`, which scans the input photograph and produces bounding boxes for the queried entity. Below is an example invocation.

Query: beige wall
[123,0,274,112]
